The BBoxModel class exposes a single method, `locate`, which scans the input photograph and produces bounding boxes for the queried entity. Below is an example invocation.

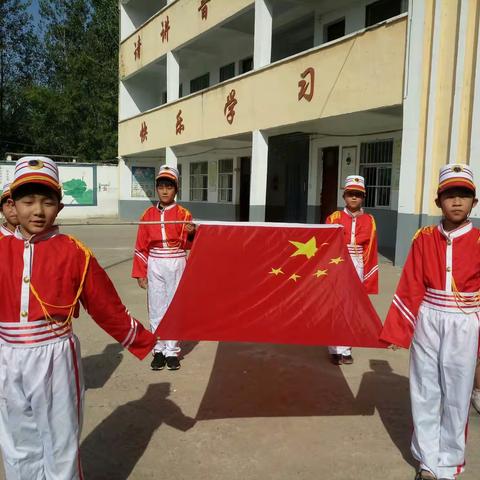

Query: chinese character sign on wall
[132,166,155,198]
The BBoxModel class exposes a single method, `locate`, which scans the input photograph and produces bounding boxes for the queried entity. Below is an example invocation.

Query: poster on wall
[60,165,97,206]
[132,166,155,198]
[340,146,358,181]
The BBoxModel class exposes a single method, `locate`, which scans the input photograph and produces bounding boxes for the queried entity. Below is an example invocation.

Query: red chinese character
[161,16,170,43]
[298,67,315,102]
[140,121,148,143]
[198,0,211,20]
[176,110,185,135]
[134,35,142,60]
[224,90,237,125]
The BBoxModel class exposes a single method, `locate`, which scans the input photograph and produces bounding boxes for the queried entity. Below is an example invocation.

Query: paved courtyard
[1,223,479,480]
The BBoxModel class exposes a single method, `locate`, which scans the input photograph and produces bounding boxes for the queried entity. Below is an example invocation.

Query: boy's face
[343,190,364,211]
[435,187,477,225]
[156,182,176,206]
[1,201,18,228]
[10,193,63,236]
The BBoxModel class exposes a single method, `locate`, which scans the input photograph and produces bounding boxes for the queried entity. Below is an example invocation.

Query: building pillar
[167,51,180,102]
[249,130,268,221]
[254,0,272,69]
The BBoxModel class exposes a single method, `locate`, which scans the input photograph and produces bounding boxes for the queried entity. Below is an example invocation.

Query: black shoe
[342,355,354,365]
[151,352,166,370]
[330,354,343,365]
[166,356,181,370]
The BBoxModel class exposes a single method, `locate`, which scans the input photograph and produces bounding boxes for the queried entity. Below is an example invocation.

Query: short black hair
[0,196,9,208]
[156,177,177,190]
[438,186,475,199]
[12,183,62,202]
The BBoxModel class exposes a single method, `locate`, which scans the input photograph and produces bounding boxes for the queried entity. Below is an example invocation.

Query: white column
[254,0,272,69]
[249,130,268,221]
[167,51,180,102]
[469,30,480,218]
[166,147,178,167]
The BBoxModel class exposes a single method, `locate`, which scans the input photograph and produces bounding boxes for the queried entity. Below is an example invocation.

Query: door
[239,157,251,221]
[320,147,339,222]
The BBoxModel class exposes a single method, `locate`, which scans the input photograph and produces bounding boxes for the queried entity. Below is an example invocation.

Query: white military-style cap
[156,164,179,187]
[437,163,475,195]
[1,183,10,203]
[10,156,62,196]
[344,175,366,194]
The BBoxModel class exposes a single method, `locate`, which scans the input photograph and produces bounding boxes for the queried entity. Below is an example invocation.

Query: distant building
[117,0,480,265]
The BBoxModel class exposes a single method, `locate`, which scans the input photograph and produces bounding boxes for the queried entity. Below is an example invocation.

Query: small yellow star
[289,236,318,259]
[329,256,344,265]
[289,273,301,282]
[313,269,328,278]
[269,267,285,276]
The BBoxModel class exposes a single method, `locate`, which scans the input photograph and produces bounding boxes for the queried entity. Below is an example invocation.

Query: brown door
[239,157,251,221]
[320,147,339,222]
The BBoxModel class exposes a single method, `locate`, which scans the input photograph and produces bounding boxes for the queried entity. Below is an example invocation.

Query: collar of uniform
[1,223,14,235]
[157,202,177,212]
[14,225,60,243]
[344,207,364,218]
[438,221,472,240]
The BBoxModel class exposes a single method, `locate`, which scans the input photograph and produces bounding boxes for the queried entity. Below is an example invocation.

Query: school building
[117,0,480,264]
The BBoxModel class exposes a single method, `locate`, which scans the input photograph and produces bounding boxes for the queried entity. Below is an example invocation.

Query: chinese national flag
[155,223,384,347]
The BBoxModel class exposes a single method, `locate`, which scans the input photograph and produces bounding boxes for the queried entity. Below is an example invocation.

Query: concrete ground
[1,223,479,480]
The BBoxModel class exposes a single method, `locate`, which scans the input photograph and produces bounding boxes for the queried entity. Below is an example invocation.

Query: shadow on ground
[81,383,196,480]
[82,343,124,390]
[195,343,414,466]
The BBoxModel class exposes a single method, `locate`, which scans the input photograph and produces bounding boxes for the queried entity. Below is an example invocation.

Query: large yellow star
[329,256,344,265]
[289,236,318,259]
[269,267,285,276]
[289,273,301,282]
[313,269,328,278]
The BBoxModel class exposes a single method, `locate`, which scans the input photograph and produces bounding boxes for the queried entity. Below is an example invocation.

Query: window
[359,139,393,207]
[179,83,183,98]
[218,159,233,203]
[161,91,167,104]
[324,18,345,42]
[177,164,182,200]
[365,0,402,27]
[189,162,208,201]
[190,73,210,94]
[240,56,253,74]
[220,62,236,82]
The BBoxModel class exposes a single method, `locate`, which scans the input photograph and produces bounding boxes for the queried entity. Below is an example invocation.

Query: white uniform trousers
[328,252,364,356]
[147,256,186,357]
[410,305,479,479]
[0,335,84,480]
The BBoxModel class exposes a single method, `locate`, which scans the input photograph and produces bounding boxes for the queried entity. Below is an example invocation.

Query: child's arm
[363,215,378,294]
[81,256,156,359]
[132,210,150,285]
[380,234,426,349]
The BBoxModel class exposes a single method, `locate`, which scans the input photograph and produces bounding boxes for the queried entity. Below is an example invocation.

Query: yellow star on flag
[289,273,301,282]
[269,267,285,276]
[329,256,344,265]
[313,269,328,278]
[289,236,318,259]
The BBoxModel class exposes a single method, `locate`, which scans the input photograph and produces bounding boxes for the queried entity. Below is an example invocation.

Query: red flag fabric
[155,223,384,347]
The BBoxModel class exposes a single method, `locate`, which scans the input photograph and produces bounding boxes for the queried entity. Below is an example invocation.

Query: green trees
[0,0,119,162]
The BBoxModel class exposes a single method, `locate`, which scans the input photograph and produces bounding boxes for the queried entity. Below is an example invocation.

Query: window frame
[189,161,208,202]
[217,158,234,203]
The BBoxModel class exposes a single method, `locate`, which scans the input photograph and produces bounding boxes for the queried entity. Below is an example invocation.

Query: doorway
[320,146,339,222]
[239,157,251,221]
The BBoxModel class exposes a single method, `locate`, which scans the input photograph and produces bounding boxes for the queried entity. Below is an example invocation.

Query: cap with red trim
[1,183,11,203]
[344,175,366,193]
[156,165,179,188]
[437,163,475,195]
[10,156,62,197]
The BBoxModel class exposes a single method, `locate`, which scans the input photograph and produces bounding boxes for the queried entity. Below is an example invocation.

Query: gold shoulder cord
[29,236,92,332]
[451,276,480,314]
[362,215,376,264]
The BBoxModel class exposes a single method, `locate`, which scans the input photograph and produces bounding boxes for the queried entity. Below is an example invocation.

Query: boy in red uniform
[133,165,195,371]
[326,175,378,365]
[0,156,157,479]
[381,164,479,480]
[0,183,18,237]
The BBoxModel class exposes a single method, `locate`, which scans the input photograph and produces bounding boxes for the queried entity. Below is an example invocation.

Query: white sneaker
[471,388,480,414]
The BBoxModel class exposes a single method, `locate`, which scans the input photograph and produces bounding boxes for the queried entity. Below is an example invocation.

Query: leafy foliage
[0,0,119,162]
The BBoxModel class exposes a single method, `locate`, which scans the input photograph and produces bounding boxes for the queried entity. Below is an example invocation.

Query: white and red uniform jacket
[326,209,378,294]
[132,202,193,279]
[381,222,480,348]
[0,227,156,359]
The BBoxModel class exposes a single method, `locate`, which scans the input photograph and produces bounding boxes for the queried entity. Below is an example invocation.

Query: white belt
[0,319,72,347]
[422,288,480,313]
[149,247,186,259]
[347,244,363,256]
